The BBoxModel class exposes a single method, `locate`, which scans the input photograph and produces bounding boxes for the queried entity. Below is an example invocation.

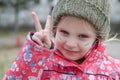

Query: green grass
[0,29,30,79]
[0,46,20,79]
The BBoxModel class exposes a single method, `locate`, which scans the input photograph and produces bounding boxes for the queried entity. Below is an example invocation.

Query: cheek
[55,35,65,47]
[83,38,96,48]
[58,36,63,41]
[83,41,94,51]
[80,42,93,52]
[55,33,65,42]
[84,43,90,48]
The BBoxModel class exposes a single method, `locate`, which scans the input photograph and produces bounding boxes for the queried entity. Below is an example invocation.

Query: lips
[64,48,79,54]
[63,46,79,52]
[65,49,78,52]
[61,48,82,60]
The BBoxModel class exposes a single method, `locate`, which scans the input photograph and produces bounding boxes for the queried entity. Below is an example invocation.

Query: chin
[65,56,81,61]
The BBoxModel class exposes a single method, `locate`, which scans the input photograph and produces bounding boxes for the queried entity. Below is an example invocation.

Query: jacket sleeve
[3,32,49,80]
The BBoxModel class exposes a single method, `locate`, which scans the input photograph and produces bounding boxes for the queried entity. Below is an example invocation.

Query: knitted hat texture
[51,0,111,41]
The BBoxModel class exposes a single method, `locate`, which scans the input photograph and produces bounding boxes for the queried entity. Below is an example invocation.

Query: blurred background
[0,0,120,79]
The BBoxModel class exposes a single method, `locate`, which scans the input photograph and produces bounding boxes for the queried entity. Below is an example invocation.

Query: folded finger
[32,35,43,46]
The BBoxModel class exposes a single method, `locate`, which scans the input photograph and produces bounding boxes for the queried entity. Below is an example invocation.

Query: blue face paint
[84,43,90,47]
[59,36,62,41]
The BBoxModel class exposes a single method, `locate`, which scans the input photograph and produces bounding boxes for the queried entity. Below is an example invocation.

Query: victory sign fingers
[31,12,52,49]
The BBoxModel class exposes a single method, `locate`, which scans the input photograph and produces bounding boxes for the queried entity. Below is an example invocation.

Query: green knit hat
[51,0,111,41]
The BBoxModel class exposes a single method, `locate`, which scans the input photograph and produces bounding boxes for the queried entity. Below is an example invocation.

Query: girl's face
[54,16,96,61]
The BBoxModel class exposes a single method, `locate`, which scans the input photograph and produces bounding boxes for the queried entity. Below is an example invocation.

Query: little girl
[3,0,120,80]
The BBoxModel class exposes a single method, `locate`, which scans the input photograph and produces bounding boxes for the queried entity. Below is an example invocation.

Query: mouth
[64,48,79,53]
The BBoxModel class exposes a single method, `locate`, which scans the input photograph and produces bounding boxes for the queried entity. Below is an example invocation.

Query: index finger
[32,12,42,32]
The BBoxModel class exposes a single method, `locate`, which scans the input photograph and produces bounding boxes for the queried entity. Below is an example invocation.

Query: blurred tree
[0,0,6,6]
[0,0,40,32]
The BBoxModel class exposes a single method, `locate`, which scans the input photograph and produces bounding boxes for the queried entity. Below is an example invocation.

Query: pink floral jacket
[3,33,120,80]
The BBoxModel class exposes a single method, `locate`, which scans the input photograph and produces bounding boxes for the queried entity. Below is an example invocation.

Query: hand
[31,12,52,49]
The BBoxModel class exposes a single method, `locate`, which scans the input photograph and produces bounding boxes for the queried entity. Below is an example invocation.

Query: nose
[65,39,77,49]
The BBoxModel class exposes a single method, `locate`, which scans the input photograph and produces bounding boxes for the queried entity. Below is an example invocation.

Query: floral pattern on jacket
[3,33,120,80]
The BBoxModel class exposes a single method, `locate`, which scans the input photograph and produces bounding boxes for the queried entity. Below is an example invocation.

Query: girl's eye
[79,34,88,38]
[60,30,69,35]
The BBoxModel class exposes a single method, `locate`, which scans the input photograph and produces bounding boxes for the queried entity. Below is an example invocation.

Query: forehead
[59,15,93,24]
[57,16,96,34]
[58,15,94,26]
